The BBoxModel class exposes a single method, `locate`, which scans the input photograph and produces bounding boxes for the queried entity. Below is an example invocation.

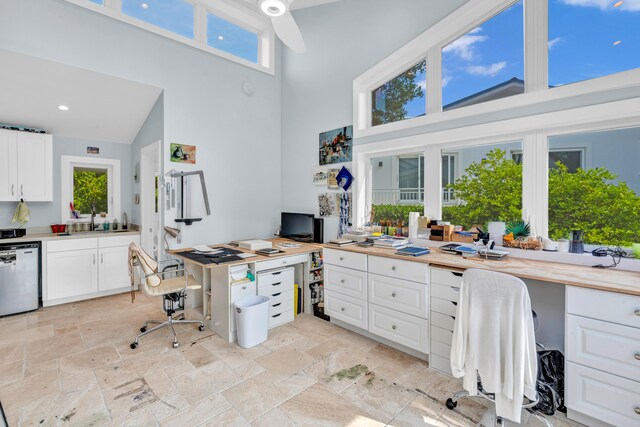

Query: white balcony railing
[372,188,456,205]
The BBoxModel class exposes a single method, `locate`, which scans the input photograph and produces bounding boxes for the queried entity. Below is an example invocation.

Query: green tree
[372,61,426,126]
[442,149,522,229]
[74,169,108,214]
[371,204,423,225]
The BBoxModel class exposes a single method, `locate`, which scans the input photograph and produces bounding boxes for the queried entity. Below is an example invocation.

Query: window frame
[353,0,640,139]
[61,156,121,223]
[64,0,275,74]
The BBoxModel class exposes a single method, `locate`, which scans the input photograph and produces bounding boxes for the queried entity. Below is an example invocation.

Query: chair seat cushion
[144,274,202,296]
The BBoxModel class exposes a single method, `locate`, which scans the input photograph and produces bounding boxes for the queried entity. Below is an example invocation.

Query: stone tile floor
[0,291,584,426]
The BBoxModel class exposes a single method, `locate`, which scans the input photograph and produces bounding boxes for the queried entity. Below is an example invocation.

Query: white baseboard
[43,285,138,307]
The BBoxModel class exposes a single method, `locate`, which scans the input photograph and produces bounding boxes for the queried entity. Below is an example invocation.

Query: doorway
[140,141,161,259]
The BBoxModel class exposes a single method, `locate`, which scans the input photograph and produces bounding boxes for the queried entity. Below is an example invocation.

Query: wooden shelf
[310,267,323,272]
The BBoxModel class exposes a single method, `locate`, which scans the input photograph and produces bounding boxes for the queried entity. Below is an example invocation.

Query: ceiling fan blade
[271,11,306,53]
[290,0,340,10]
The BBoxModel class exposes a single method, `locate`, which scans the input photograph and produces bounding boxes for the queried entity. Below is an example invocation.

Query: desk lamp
[164,226,181,250]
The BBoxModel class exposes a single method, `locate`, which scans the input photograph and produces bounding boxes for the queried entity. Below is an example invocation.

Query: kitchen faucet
[90,205,96,231]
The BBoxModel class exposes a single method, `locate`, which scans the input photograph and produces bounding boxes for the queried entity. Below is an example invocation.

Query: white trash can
[234,295,270,348]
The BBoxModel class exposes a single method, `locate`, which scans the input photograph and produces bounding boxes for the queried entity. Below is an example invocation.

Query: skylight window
[442,1,524,111]
[371,60,427,127]
[122,0,195,40]
[207,12,259,64]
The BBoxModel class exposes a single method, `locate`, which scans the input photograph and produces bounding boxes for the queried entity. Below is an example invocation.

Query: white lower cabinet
[47,249,98,300]
[325,290,368,330]
[257,267,295,329]
[45,235,140,304]
[428,267,462,376]
[368,303,428,353]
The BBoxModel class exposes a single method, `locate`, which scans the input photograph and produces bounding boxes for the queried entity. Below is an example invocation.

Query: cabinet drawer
[431,311,455,332]
[430,339,452,360]
[257,268,294,294]
[47,237,97,253]
[430,282,461,303]
[255,254,307,272]
[368,255,427,283]
[431,297,458,317]
[567,286,640,329]
[324,248,367,271]
[431,325,454,346]
[324,264,367,300]
[430,267,464,287]
[430,353,452,376]
[368,273,428,319]
[325,290,368,330]
[269,309,294,329]
[98,234,140,248]
[567,362,640,427]
[567,314,640,380]
[368,303,428,354]
[268,290,294,315]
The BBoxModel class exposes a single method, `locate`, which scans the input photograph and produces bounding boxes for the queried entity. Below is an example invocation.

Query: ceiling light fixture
[141,2,149,9]
[58,105,69,111]
[614,1,624,7]
[260,0,287,17]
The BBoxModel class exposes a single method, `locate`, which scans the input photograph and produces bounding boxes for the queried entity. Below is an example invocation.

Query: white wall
[0,135,133,228]
[281,0,470,238]
[0,0,282,246]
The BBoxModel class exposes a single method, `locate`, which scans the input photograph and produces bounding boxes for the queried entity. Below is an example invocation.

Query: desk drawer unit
[324,248,367,271]
[368,255,427,283]
[268,290,294,315]
[324,264,367,300]
[430,283,462,303]
[325,290,368,330]
[567,286,640,329]
[430,353,453,376]
[257,267,294,289]
[257,267,294,329]
[567,362,640,427]
[431,296,458,318]
[269,309,294,329]
[430,267,464,288]
[429,267,462,376]
[255,254,307,272]
[368,273,428,319]
[368,303,428,353]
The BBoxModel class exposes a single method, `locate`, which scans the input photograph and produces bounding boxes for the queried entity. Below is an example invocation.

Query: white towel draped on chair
[450,268,538,423]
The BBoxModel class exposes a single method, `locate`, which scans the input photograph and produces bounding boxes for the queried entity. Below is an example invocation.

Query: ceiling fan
[257,0,340,54]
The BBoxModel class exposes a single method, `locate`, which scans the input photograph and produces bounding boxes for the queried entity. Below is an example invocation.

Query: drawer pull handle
[391,266,396,271]
[635,353,640,361]
[340,257,344,261]
[341,307,345,312]
[242,286,247,290]
[392,325,397,330]
[451,286,460,292]
[635,309,640,316]
[272,303,282,307]
[272,292,282,297]
[272,271,282,275]
[272,282,282,286]
[272,313,281,318]
[451,301,458,306]
[635,407,640,415]
[340,279,345,283]
[452,272,463,277]
[391,292,396,298]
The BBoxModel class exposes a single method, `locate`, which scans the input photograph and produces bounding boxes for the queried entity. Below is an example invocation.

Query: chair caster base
[130,342,138,350]
[199,325,205,331]
[140,327,147,333]
[446,398,457,410]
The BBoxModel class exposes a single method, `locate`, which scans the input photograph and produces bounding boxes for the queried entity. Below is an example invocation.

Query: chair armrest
[145,268,190,279]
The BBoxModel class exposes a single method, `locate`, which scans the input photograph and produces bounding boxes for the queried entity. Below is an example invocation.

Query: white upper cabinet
[0,130,52,202]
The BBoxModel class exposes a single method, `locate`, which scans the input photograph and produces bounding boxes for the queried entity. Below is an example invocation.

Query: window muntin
[549,0,640,88]
[442,153,456,204]
[207,12,259,64]
[73,167,109,215]
[122,0,196,40]
[548,127,640,247]
[512,148,585,173]
[441,141,523,229]
[371,60,426,127]
[442,1,524,111]
[371,153,424,225]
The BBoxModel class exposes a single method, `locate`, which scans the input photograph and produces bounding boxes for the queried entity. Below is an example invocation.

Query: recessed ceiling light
[613,40,622,46]
[260,0,287,17]
[141,2,149,9]
[218,35,224,41]
[58,105,69,111]
[614,1,624,7]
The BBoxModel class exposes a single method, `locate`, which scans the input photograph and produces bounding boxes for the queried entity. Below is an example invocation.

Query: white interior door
[140,141,161,259]
[0,129,18,201]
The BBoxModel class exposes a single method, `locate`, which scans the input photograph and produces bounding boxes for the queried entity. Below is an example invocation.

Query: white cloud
[560,0,640,11]
[548,37,562,49]
[466,61,507,76]
[443,30,487,61]
[442,75,453,88]
[416,78,427,92]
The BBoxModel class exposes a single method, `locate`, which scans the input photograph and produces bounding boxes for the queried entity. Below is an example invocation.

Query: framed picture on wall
[319,125,353,165]
[170,143,196,164]
[313,166,328,185]
[327,168,340,189]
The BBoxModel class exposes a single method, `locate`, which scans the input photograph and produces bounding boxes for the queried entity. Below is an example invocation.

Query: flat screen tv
[281,212,314,242]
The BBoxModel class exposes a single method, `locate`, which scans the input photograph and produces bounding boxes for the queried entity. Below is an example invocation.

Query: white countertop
[0,230,140,245]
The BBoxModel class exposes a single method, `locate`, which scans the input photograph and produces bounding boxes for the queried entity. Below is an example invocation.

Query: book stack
[327,238,356,246]
[373,237,409,249]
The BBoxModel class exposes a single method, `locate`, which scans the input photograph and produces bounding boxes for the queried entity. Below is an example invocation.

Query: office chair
[447,268,552,427]
[128,243,205,349]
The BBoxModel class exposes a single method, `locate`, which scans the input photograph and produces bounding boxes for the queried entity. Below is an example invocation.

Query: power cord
[591,246,630,268]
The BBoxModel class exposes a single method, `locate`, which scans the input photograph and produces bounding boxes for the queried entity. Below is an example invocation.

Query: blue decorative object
[336,166,353,192]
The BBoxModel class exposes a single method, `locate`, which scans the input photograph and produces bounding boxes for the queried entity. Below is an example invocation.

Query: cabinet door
[98,246,131,292]
[0,129,18,201]
[16,133,52,201]
[47,249,98,301]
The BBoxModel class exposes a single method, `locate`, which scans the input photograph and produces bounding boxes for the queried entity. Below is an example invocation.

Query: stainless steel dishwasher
[0,242,40,316]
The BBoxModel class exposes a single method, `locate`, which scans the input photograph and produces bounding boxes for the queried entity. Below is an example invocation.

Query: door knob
[391,292,396,298]
[341,307,345,312]
[340,279,345,283]
[339,257,344,261]
[392,325,397,330]
[391,266,396,271]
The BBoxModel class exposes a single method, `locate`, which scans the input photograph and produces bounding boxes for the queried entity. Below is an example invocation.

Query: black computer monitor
[281,212,314,242]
